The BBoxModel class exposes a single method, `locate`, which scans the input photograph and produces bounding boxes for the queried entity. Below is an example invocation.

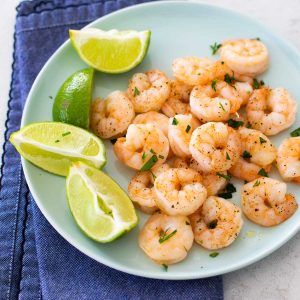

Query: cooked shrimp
[234,73,255,84]
[161,97,190,117]
[90,91,135,139]
[128,171,158,214]
[190,81,243,122]
[234,81,253,105]
[189,122,241,173]
[241,177,297,226]
[139,213,194,264]
[127,70,170,113]
[277,137,300,184]
[169,79,193,102]
[229,127,277,182]
[246,87,297,135]
[190,159,228,196]
[229,109,249,126]
[114,124,169,170]
[154,168,207,216]
[132,111,169,136]
[151,163,171,184]
[168,114,200,158]
[220,39,269,76]
[172,57,232,86]
[190,196,243,249]
[172,157,228,196]
[172,157,190,169]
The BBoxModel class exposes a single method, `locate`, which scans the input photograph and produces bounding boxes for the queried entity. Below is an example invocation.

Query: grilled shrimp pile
[91,38,299,266]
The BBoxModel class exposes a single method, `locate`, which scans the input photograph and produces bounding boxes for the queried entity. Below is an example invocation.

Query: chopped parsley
[224,73,235,84]
[253,180,260,187]
[210,42,222,55]
[253,78,261,89]
[228,119,244,128]
[142,152,147,161]
[172,117,179,125]
[159,229,177,244]
[133,87,140,96]
[185,125,191,133]
[110,139,117,144]
[185,221,190,225]
[226,152,231,160]
[219,102,225,111]
[259,137,267,144]
[62,131,71,137]
[218,183,236,199]
[246,123,252,128]
[162,264,168,272]
[256,37,261,41]
[211,79,217,91]
[150,148,156,154]
[158,154,164,159]
[216,172,231,180]
[140,155,158,171]
[55,140,60,143]
[290,127,300,137]
[225,183,237,193]
[49,95,53,99]
[209,252,219,258]
[258,168,268,177]
[242,150,252,159]
[218,192,232,199]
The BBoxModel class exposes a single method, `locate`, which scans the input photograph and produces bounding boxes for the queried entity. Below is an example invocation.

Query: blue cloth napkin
[0,1,224,299]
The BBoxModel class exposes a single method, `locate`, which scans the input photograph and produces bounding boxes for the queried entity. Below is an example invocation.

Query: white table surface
[1,0,299,299]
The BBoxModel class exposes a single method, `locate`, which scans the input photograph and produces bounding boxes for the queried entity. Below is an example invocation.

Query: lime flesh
[52,68,94,129]
[70,28,151,73]
[10,122,106,176]
[66,162,138,242]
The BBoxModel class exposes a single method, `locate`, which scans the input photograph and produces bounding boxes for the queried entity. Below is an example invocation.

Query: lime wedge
[66,162,138,242]
[52,68,94,129]
[69,28,151,73]
[10,122,106,176]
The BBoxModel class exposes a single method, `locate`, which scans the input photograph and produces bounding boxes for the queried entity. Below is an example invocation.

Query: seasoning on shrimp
[220,39,269,76]
[241,177,297,226]
[246,87,297,135]
[128,171,159,214]
[168,114,200,158]
[127,69,170,113]
[172,157,228,197]
[172,57,233,86]
[90,91,135,139]
[154,168,207,216]
[190,196,243,249]
[229,127,276,182]
[277,137,300,184]
[114,124,169,170]
[190,81,243,122]
[189,122,241,173]
[139,214,194,264]
[132,111,169,136]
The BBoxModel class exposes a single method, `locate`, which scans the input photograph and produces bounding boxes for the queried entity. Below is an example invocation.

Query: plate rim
[21,0,300,280]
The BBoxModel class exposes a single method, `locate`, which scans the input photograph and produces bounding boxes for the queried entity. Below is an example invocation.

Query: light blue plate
[21,1,300,279]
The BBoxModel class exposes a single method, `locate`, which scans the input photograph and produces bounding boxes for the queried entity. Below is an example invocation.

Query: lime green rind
[52,68,94,129]
[9,122,106,177]
[66,162,138,243]
[69,29,151,74]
